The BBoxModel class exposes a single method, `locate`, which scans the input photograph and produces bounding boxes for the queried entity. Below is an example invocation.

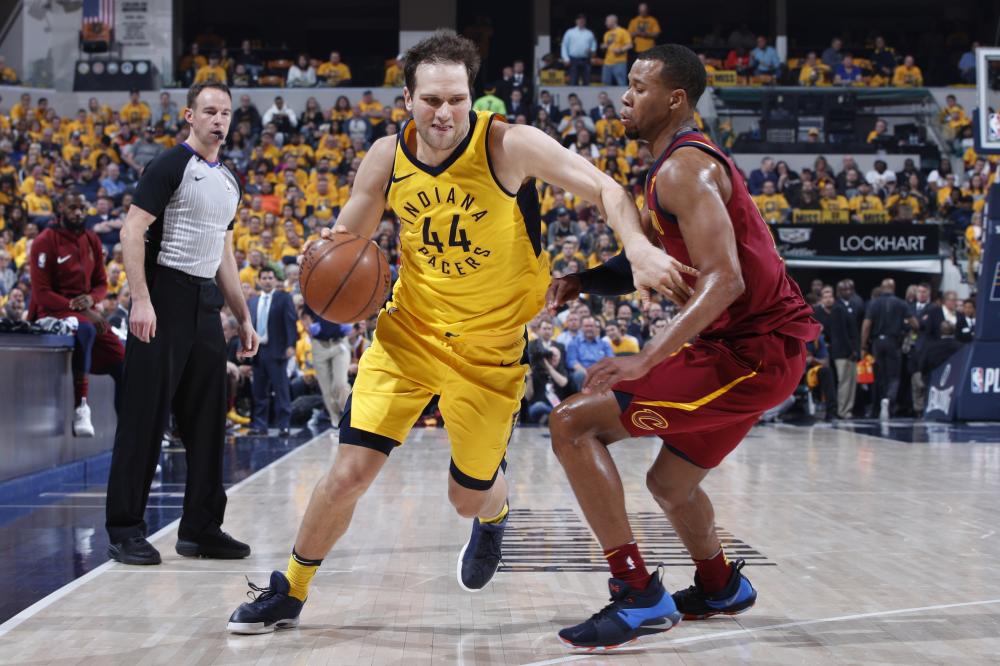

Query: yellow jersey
[385,110,550,338]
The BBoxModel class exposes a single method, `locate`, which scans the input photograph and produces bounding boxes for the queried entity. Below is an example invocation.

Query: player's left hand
[627,243,698,309]
[70,294,94,310]
[237,320,260,359]
[582,354,648,394]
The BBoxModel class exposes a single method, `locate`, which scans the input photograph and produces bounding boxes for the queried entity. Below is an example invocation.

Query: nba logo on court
[971,368,984,394]
[971,367,1000,394]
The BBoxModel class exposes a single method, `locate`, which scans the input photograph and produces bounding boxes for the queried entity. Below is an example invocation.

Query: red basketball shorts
[613,332,807,468]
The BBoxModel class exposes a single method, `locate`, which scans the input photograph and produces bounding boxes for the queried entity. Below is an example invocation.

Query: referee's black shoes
[176,530,251,559]
[108,536,162,565]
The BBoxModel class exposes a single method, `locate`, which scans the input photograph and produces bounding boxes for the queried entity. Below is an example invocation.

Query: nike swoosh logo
[500,359,520,367]
[391,172,414,183]
[194,175,206,181]
[57,255,71,264]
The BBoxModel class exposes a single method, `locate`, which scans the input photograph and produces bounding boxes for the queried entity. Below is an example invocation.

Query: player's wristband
[573,251,635,296]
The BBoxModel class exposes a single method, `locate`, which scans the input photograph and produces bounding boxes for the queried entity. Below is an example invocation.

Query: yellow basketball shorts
[342,306,526,490]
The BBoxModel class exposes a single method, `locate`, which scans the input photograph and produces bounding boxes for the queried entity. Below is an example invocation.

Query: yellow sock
[480,501,509,524]
[285,551,321,601]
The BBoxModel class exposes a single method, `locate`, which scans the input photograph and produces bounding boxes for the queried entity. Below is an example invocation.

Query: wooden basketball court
[2,424,998,664]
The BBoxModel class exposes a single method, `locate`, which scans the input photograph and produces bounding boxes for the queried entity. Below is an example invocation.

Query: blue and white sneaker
[559,570,681,651]
[672,558,757,620]
[226,570,305,634]
[457,512,507,592]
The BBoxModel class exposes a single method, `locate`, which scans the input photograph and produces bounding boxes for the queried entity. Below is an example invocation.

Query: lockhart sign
[773,223,940,258]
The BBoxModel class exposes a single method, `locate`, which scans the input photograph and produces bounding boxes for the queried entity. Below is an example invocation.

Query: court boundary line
[518,597,1000,666]
[0,430,332,638]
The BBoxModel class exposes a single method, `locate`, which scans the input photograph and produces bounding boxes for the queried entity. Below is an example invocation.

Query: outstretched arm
[496,122,695,304]
[582,149,745,393]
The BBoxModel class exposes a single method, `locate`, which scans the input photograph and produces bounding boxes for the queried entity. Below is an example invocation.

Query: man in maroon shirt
[29,193,124,436]
[546,44,820,650]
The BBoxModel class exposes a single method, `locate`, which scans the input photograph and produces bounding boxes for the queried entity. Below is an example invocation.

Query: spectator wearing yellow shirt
[178,42,208,83]
[25,181,54,225]
[317,51,352,87]
[601,14,632,85]
[0,55,18,83]
[594,105,626,145]
[603,321,641,356]
[390,96,408,124]
[11,221,39,269]
[627,4,660,54]
[383,54,404,87]
[240,249,266,288]
[886,186,923,221]
[819,183,850,222]
[936,174,959,209]
[86,97,113,126]
[866,118,891,145]
[357,90,384,126]
[939,94,970,142]
[194,54,228,85]
[258,229,285,264]
[798,52,829,86]
[9,93,32,123]
[237,216,264,255]
[307,177,338,221]
[119,90,151,125]
[963,174,988,213]
[752,180,790,223]
[280,230,305,265]
[849,182,885,222]
[892,55,923,87]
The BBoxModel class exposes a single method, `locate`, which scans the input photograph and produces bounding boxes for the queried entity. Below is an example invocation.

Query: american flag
[83,0,114,30]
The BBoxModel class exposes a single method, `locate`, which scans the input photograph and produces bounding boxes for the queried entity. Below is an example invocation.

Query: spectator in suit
[535,90,561,123]
[108,284,130,333]
[566,315,614,390]
[806,335,837,421]
[248,266,297,436]
[85,196,123,255]
[958,299,976,342]
[923,291,967,342]
[813,285,835,345]
[829,283,860,419]
[907,282,933,412]
[589,92,614,122]
[920,321,962,388]
[527,319,572,423]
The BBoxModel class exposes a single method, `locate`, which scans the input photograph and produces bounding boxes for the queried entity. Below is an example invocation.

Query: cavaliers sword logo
[631,408,669,431]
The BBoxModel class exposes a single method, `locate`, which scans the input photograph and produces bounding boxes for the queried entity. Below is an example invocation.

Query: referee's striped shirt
[133,142,241,279]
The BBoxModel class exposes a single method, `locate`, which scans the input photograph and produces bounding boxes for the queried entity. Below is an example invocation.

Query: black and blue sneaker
[457,512,507,592]
[672,558,757,620]
[226,570,305,634]
[559,570,681,651]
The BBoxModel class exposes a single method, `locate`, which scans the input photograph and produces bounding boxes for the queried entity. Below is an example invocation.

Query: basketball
[299,232,392,323]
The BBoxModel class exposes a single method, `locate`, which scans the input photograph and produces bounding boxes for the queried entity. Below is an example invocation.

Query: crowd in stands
[747,150,996,229]
[0,8,992,430]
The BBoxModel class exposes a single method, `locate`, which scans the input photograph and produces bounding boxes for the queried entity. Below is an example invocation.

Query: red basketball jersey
[645,129,819,341]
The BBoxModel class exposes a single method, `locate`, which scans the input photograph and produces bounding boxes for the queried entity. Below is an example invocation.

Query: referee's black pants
[105,266,228,544]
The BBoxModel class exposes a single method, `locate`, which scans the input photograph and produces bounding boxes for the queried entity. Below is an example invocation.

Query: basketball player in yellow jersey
[227,30,694,634]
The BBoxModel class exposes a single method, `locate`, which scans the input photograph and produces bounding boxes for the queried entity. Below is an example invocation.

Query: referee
[105,82,259,565]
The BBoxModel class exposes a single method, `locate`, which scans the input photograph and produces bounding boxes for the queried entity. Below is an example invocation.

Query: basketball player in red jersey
[547,44,820,650]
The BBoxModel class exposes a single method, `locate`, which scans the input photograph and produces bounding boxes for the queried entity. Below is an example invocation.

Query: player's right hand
[302,225,351,257]
[129,299,157,343]
[546,275,582,313]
